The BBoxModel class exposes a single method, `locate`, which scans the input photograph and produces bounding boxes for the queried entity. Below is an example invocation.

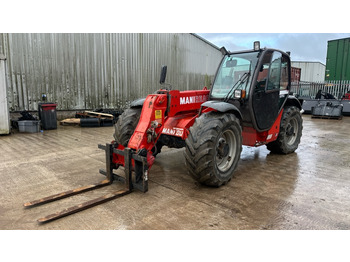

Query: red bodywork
[242,110,283,146]
[343,93,350,100]
[112,88,283,171]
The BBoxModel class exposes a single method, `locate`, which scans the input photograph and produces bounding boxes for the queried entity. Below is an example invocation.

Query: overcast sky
[197,33,350,65]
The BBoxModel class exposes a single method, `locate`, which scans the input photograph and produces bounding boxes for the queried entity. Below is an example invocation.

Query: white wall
[292,61,326,82]
[0,54,10,134]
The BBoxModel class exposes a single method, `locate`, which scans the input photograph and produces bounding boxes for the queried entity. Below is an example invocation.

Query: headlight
[234,90,246,99]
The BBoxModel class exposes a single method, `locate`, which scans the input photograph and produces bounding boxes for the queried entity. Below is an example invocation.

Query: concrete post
[0,54,10,135]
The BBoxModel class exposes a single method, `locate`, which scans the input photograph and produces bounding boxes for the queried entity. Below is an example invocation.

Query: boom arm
[112,88,210,188]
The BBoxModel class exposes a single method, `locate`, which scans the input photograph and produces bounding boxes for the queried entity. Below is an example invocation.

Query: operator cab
[210,42,291,132]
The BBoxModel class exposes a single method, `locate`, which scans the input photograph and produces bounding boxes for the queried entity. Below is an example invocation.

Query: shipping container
[325,37,350,81]
[291,61,325,82]
[291,67,301,83]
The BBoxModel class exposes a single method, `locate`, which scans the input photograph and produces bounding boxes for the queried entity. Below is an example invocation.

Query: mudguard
[285,96,302,110]
[201,100,243,119]
[130,98,145,108]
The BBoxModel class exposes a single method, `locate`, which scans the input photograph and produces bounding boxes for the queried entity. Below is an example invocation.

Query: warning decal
[155,110,162,119]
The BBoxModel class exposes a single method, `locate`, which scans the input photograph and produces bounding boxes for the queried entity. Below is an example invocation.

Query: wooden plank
[84,111,114,119]
[60,118,81,126]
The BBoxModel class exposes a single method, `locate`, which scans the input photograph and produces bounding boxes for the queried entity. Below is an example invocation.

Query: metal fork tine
[24,179,112,208]
[37,189,130,223]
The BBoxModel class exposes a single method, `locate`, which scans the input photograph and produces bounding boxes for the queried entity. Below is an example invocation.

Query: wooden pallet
[76,111,114,119]
[61,111,115,126]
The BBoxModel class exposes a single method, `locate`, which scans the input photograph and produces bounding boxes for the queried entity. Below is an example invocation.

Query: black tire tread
[113,107,163,156]
[266,106,303,154]
[184,112,242,187]
[114,108,142,146]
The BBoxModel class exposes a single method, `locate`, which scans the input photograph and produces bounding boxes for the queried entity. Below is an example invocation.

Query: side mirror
[226,59,237,67]
[160,65,167,84]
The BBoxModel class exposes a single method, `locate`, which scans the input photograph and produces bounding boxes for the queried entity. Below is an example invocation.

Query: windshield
[211,51,259,99]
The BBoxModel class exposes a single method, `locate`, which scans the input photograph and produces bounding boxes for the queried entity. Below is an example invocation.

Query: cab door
[252,50,289,131]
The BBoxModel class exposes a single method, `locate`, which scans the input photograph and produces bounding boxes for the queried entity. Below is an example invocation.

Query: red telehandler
[25,42,303,222]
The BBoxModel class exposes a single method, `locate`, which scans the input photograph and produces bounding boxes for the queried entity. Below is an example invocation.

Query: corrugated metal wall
[0,33,222,111]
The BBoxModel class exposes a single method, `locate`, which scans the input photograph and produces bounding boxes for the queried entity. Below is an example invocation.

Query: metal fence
[0,33,222,111]
[291,80,350,99]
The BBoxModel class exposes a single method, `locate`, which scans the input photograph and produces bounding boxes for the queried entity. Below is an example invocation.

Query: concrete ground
[0,115,349,230]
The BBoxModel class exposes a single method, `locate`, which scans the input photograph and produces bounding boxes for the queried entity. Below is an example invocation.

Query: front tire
[267,106,303,154]
[184,112,242,187]
[114,108,142,146]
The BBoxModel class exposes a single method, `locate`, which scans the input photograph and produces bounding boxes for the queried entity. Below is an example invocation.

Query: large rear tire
[113,107,163,156]
[266,106,303,154]
[184,112,242,187]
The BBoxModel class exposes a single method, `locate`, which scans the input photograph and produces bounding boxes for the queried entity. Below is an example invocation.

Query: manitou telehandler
[25,41,303,222]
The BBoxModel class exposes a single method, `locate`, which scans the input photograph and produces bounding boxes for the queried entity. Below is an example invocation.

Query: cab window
[256,51,289,92]
[280,56,289,90]
[267,52,282,90]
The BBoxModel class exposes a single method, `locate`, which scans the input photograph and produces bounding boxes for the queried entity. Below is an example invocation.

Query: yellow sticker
[155,110,162,119]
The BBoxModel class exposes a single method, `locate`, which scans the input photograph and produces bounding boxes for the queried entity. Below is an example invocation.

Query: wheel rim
[215,129,236,172]
[285,117,298,145]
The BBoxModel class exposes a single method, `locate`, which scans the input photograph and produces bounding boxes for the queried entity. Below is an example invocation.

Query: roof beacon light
[253,41,260,51]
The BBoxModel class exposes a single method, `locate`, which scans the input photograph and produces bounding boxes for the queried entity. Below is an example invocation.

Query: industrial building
[0,33,222,112]
[291,37,350,83]
[291,61,326,82]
